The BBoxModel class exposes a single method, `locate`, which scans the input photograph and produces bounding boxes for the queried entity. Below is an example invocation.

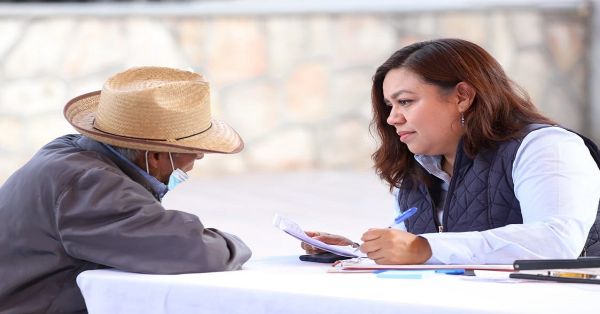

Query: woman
[303,38,600,264]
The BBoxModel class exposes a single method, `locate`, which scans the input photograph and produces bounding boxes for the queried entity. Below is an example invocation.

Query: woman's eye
[385,99,412,107]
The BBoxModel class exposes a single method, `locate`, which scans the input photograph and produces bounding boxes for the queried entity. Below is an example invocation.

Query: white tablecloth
[77,255,599,314]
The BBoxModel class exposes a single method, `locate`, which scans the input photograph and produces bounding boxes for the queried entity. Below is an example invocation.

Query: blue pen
[389,207,418,229]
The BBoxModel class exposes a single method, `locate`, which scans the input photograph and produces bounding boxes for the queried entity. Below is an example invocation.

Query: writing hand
[360,228,432,264]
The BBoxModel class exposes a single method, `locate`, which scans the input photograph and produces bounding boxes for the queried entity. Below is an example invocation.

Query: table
[77,255,599,314]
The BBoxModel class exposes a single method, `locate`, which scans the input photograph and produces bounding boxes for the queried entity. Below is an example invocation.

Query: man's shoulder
[29,135,121,181]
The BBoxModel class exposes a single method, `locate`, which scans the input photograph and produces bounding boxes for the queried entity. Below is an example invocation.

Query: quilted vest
[397,125,600,256]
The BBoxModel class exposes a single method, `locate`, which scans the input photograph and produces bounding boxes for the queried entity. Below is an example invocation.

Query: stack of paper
[330,258,514,273]
[273,213,366,258]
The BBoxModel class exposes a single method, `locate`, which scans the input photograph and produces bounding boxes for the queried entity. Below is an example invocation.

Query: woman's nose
[386,105,406,126]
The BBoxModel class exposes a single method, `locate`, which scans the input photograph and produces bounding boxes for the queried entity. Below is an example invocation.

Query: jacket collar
[75,135,168,201]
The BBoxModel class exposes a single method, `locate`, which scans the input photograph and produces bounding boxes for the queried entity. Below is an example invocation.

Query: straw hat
[64,66,243,154]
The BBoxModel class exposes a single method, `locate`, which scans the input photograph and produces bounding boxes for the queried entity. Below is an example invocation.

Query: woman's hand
[360,228,432,264]
[301,231,355,254]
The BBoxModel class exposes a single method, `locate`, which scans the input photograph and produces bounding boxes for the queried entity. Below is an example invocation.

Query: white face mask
[145,151,189,190]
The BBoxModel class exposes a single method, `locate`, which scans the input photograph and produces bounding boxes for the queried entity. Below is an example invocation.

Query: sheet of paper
[333,258,514,272]
[273,213,366,258]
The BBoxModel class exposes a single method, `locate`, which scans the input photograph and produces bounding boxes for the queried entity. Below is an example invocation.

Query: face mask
[167,152,189,190]
[145,151,189,190]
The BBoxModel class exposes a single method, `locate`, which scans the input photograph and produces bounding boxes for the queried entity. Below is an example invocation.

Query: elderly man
[0,67,252,313]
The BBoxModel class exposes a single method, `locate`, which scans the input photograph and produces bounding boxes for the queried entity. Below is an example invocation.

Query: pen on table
[375,269,465,279]
[389,207,418,229]
[547,271,597,279]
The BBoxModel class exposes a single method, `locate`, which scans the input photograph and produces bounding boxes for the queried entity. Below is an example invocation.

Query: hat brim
[64,91,244,154]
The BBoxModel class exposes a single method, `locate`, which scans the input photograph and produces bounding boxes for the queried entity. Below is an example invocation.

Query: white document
[331,258,514,272]
[273,213,366,258]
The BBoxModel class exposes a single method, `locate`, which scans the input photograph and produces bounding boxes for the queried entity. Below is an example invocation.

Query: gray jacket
[0,135,252,313]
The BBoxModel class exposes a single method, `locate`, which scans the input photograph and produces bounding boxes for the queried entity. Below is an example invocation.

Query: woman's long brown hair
[371,38,555,190]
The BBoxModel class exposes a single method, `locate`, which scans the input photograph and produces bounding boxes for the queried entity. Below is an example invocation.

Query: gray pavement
[162,170,395,257]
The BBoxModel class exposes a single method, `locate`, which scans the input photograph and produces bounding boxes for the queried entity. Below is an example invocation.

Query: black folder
[513,257,600,270]
[509,257,600,284]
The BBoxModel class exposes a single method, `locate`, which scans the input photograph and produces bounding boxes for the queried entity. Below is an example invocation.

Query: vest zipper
[427,185,443,233]
[438,147,463,233]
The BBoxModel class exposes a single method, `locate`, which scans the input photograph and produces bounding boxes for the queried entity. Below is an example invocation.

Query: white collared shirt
[392,127,600,264]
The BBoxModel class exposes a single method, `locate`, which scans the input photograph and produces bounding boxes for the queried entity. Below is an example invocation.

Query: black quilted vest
[397,125,600,256]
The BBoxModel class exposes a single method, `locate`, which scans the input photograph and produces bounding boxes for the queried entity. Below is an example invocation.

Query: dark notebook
[509,257,600,284]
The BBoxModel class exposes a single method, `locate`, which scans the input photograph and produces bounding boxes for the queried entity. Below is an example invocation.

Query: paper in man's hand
[273,213,366,258]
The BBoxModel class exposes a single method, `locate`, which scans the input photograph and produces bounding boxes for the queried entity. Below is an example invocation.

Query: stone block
[0,78,67,116]
[245,128,313,171]
[124,18,186,69]
[0,116,24,153]
[510,11,543,47]
[67,75,109,99]
[284,62,328,122]
[0,19,24,61]
[330,68,373,117]
[266,16,307,77]
[206,18,267,86]
[306,15,334,59]
[62,19,126,78]
[388,13,436,38]
[546,19,585,72]
[543,83,583,131]
[510,50,548,106]
[437,12,488,44]
[488,12,514,69]
[319,118,374,169]
[4,18,75,77]
[25,114,74,154]
[178,19,210,67]
[0,155,27,185]
[332,16,395,67]
[220,81,279,140]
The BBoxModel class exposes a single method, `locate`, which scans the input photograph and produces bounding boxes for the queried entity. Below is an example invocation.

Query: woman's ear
[455,82,476,113]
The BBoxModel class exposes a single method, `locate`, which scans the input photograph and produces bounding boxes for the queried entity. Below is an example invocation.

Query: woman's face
[382,68,464,159]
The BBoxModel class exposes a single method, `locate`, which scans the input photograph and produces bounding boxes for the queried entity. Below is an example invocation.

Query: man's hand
[300,231,354,254]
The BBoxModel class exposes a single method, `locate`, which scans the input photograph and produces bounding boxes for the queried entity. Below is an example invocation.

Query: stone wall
[0,1,595,183]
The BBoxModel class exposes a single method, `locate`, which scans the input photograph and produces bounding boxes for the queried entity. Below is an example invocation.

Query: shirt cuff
[419,232,484,264]
[419,233,445,264]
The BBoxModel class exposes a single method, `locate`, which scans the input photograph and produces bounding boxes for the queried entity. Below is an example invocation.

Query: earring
[460,113,465,126]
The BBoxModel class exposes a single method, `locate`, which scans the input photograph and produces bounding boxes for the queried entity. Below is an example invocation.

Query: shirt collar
[414,154,452,184]
[100,143,169,200]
